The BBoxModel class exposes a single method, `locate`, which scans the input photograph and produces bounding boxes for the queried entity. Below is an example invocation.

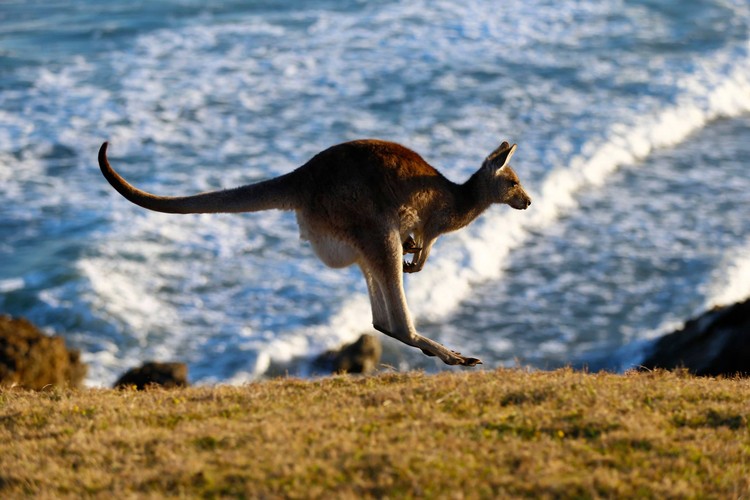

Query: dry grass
[1,368,749,498]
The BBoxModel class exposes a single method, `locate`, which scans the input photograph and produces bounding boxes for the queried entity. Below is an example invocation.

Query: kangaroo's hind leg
[360,265,391,333]
[359,229,481,366]
[361,263,434,357]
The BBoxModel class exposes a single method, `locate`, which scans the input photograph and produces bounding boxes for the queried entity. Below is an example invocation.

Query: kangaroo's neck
[436,171,493,233]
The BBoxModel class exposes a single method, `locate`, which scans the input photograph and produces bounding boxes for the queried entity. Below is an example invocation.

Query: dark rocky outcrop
[0,315,87,389]
[114,361,189,389]
[641,298,750,377]
[314,334,382,374]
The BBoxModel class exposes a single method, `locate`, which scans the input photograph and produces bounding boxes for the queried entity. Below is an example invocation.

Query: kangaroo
[98,139,531,366]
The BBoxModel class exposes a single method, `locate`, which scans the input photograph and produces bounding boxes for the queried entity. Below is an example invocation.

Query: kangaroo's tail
[98,142,298,214]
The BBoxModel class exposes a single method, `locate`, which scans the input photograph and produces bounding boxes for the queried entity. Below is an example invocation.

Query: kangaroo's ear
[484,142,517,170]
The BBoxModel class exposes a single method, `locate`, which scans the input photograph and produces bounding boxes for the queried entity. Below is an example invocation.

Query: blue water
[1,0,749,386]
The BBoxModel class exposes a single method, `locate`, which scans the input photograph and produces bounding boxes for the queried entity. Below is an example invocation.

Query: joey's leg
[364,231,481,366]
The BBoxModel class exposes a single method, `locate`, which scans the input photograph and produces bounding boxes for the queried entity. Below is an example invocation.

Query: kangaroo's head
[481,141,532,210]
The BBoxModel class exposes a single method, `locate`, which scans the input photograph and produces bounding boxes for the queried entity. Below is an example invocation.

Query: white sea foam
[0,278,24,293]
[611,236,750,374]
[398,42,750,332]
[4,0,750,385]
[103,6,750,382]
[706,242,750,307]
[242,40,750,373]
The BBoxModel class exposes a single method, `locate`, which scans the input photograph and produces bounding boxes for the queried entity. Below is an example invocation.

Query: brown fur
[98,139,531,365]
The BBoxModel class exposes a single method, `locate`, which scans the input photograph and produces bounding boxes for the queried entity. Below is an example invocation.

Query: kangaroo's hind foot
[373,324,482,366]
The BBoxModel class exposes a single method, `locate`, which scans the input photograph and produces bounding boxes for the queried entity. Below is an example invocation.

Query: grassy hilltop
[1,369,749,498]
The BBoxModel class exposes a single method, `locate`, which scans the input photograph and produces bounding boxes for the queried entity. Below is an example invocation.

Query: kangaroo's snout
[510,191,532,210]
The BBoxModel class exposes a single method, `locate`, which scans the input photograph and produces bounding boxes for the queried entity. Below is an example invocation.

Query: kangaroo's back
[294,140,450,213]
[99,140,445,216]
[302,139,442,182]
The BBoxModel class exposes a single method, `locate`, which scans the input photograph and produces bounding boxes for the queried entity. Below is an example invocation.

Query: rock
[641,298,750,376]
[0,315,87,389]
[114,361,189,389]
[314,334,382,374]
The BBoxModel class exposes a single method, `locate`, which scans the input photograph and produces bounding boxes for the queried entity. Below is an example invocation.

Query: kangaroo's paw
[403,260,421,273]
[402,235,421,255]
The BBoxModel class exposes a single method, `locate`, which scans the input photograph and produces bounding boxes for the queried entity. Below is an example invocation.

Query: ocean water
[1,0,749,386]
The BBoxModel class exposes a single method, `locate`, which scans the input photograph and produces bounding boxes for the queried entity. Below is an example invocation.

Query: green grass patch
[1,368,749,497]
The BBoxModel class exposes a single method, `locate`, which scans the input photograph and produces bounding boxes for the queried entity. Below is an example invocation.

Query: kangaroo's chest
[398,205,421,235]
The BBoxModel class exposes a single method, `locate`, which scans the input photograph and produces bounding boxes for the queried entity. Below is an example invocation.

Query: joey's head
[481,141,532,210]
